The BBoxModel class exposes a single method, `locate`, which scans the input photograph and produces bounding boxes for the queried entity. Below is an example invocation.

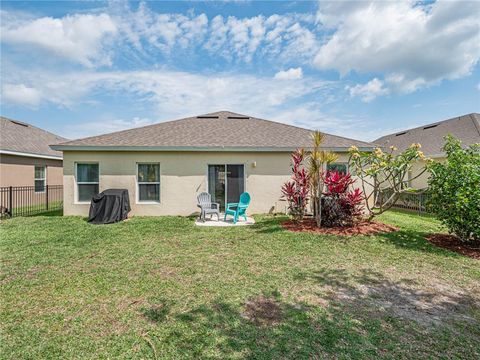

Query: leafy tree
[348,143,427,220]
[282,149,310,221]
[427,135,480,243]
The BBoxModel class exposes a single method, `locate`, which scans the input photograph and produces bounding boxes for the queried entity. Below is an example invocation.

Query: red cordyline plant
[282,149,310,221]
[321,171,364,227]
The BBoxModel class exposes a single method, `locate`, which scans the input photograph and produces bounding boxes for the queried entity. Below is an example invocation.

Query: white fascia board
[0,149,63,160]
[51,145,375,152]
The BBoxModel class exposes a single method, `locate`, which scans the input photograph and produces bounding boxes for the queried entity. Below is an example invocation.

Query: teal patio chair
[224,192,251,224]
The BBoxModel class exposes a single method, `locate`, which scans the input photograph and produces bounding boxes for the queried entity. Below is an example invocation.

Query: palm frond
[311,131,324,149]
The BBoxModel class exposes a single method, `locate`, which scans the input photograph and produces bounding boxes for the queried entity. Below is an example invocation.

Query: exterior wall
[62,151,368,216]
[408,158,444,189]
[0,154,63,187]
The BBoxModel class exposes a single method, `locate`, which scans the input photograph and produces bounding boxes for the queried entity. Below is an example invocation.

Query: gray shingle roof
[53,111,374,151]
[0,117,67,158]
[374,113,480,157]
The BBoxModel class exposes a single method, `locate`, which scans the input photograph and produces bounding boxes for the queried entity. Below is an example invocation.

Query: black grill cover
[88,189,131,224]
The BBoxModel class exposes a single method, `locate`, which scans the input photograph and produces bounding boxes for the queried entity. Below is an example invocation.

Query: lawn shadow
[295,268,479,328]
[377,229,466,258]
[141,299,172,323]
[141,270,479,359]
[30,209,63,217]
[251,216,287,234]
[161,295,375,359]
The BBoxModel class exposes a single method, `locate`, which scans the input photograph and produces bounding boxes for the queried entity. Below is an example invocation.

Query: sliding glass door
[208,165,226,211]
[208,164,245,211]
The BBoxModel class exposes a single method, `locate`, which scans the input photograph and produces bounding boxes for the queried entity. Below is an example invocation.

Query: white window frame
[136,163,161,204]
[75,162,99,204]
[34,165,46,193]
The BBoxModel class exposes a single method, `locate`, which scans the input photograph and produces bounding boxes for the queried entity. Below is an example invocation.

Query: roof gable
[0,117,67,158]
[374,113,480,157]
[54,111,374,151]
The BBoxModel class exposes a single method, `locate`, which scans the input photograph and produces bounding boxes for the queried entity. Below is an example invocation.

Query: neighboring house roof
[0,116,67,159]
[52,111,375,152]
[374,113,480,157]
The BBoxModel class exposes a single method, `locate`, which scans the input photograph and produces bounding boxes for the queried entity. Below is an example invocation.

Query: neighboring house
[51,111,375,216]
[375,113,480,189]
[0,117,67,189]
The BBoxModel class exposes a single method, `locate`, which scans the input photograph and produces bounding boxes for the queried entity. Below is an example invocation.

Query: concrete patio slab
[195,214,255,227]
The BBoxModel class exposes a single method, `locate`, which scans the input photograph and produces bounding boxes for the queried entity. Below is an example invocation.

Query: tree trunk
[316,183,323,227]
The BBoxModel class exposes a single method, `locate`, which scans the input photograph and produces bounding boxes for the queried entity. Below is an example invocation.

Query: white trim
[136,162,161,204]
[51,145,375,153]
[34,165,46,193]
[0,149,62,160]
[206,163,246,210]
[75,162,99,204]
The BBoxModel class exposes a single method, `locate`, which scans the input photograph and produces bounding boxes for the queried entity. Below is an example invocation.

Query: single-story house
[374,113,480,189]
[0,116,67,189]
[51,111,376,216]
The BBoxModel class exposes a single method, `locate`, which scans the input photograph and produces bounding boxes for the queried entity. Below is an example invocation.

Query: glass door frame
[206,163,246,211]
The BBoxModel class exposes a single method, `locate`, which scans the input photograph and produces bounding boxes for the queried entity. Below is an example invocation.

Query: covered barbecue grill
[88,189,131,224]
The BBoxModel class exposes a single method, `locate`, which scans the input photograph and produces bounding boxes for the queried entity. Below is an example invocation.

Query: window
[137,163,160,202]
[34,166,46,192]
[327,163,348,175]
[76,163,99,202]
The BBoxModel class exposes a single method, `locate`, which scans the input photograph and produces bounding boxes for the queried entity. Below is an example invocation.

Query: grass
[1,211,479,359]
[0,201,63,219]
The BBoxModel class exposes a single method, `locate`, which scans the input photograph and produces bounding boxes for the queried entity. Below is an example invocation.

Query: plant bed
[282,219,398,236]
[426,234,480,260]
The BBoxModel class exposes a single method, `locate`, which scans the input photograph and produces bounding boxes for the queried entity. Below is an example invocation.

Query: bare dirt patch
[426,233,479,260]
[282,219,398,236]
[304,269,480,327]
[243,295,283,326]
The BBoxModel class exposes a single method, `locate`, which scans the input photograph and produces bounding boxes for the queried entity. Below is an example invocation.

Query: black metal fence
[377,188,431,213]
[0,185,63,219]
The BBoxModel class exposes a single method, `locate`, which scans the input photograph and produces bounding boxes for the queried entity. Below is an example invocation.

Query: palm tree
[307,131,338,227]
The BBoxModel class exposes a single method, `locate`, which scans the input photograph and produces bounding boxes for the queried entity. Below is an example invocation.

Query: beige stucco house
[51,111,375,216]
[0,117,66,188]
[375,113,480,189]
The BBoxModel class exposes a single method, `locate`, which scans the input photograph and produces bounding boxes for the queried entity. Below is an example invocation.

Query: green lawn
[1,211,479,359]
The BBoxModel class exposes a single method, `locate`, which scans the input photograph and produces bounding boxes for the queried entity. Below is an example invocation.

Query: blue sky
[1,0,479,141]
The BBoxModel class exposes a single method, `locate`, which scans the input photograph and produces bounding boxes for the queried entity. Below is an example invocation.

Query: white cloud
[3,68,329,115]
[202,13,320,63]
[1,83,42,107]
[102,3,319,64]
[114,2,208,54]
[2,67,399,141]
[1,12,117,67]
[274,67,303,80]
[1,68,351,138]
[346,78,389,102]
[314,1,480,93]
[0,6,314,68]
[61,117,155,139]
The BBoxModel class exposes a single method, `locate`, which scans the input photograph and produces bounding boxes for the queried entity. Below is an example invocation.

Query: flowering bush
[321,171,364,227]
[348,143,428,219]
[282,149,310,221]
[427,135,480,243]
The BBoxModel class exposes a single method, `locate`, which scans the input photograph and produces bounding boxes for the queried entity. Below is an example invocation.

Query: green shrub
[427,135,480,243]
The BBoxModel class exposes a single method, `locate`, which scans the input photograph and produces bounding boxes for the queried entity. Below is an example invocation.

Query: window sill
[136,201,161,205]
